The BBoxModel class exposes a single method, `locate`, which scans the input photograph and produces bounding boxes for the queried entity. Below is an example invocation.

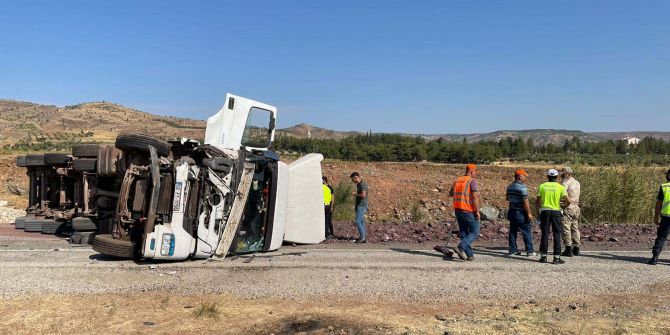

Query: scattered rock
[143,321,156,326]
[435,315,448,321]
[608,237,619,243]
[479,206,500,221]
[569,304,577,310]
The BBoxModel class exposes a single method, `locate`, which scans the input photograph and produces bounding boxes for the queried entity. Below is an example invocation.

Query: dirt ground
[2,285,670,334]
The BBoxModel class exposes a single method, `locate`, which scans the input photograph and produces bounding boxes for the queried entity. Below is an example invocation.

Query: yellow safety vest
[322,184,332,206]
[662,182,670,217]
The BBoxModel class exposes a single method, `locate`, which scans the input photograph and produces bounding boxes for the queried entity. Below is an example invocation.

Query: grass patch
[333,180,355,221]
[577,166,666,224]
[193,297,223,319]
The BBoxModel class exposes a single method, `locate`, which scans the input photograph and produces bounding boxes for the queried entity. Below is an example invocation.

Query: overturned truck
[92,94,325,260]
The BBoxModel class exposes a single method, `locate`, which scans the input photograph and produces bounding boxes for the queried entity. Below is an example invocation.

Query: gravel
[0,233,668,302]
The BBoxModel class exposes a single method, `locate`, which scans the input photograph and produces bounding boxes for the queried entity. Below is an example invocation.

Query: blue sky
[0,1,668,133]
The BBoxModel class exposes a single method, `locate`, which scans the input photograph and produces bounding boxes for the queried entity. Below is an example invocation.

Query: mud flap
[214,162,255,258]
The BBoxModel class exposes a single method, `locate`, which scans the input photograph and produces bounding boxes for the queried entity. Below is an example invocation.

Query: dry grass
[2,289,670,334]
[192,297,223,319]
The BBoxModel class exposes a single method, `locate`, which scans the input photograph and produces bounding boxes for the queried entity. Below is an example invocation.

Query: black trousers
[539,210,563,256]
[324,205,334,236]
[652,217,670,255]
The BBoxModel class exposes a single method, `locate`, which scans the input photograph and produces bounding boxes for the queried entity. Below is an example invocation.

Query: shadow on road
[390,247,452,261]
[577,252,666,265]
[474,248,541,263]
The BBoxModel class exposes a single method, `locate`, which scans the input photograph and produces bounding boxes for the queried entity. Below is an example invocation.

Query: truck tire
[24,220,44,232]
[25,155,46,167]
[71,217,97,232]
[43,153,70,165]
[72,158,97,172]
[41,220,65,234]
[72,232,96,245]
[97,144,121,177]
[92,234,135,259]
[72,144,100,158]
[16,156,27,167]
[115,133,170,157]
[14,217,27,229]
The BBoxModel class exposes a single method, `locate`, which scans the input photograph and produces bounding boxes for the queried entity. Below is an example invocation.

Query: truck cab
[93,94,325,260]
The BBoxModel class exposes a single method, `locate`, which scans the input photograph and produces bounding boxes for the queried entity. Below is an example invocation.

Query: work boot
[561,247,573,257]
[648,254,659,265]
[539,256,548,263]
[466,256,475,261]
[572,246,580,256]
[452,247,467,261]
[553,258,565,264]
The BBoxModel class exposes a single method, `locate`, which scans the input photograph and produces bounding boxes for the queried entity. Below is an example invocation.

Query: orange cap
[515,169,528,177]
[466,163,477,171]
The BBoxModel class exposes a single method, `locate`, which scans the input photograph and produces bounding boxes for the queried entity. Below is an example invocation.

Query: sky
[0,1,668,134]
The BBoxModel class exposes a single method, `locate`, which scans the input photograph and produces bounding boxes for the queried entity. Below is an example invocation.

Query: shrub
[333,180,355,221]
[578,167,665,224]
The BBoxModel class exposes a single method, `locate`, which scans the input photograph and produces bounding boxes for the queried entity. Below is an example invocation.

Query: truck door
[204,93,277,152]
[283,153,325,244]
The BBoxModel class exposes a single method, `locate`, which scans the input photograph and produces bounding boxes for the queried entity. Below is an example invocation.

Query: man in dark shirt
[350,172,368,243]
[506,169,535,256]
[648,168,670,265]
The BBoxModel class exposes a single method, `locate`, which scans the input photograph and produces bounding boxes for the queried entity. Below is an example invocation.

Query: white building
[621,136,640,145]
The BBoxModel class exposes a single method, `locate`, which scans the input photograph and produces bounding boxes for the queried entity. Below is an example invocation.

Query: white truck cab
[137,94,325,260]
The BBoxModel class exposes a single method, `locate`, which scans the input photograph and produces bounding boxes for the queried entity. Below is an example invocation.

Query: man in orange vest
[449,163,481,261]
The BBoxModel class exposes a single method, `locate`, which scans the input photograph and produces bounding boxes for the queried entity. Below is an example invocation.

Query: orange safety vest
[452,175,476,213]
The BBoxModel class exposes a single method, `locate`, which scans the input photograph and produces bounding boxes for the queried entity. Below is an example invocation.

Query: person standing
[350,172,368,243]
[560,167,581,257]
[536,169,570,264]
[449,164,480,261]
[322,176,335,238]
[506,169,535,256]
[648,168,670,265]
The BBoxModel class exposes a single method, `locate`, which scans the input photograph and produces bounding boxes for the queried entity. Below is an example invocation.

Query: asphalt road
[1,229,669,303]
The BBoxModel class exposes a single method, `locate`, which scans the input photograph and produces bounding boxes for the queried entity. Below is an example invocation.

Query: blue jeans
[355,206,367,240]
[455,210,480,257]
[507,208,534,253]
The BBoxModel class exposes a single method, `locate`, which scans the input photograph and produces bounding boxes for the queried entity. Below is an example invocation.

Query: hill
[1,99,669,148]
[0,99,205,147]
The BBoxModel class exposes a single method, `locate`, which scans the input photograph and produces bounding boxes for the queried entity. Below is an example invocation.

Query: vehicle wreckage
[14,94,325,260]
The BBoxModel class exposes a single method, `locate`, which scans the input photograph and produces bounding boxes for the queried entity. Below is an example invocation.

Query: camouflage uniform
[561,176,581,247]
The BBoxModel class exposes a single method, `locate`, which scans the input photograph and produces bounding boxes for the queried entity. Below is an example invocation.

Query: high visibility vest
[452,176,476,213]
[662,182,670,217]
[322,184,332,206]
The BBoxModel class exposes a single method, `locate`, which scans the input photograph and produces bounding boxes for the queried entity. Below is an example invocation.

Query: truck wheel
[14,217,27,229]
[115,133,171,157]
[72,158,97,172]
[43,153,70,165]
[24,220,44,232]
[72,144,100,158]
[93,234,136,259]
[41,220,65,234]
[70,232,96,244]
[16,156,27,167]
[25,155,46,167]
[71,217,97,232]
[97,144,121,177]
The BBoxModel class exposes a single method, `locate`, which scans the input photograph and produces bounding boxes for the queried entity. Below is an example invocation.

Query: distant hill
[1,99,668,148]
[278,123,361,139]
[0,99,206,146]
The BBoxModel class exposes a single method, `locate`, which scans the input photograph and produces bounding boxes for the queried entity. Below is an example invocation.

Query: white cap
[547,169,559,177]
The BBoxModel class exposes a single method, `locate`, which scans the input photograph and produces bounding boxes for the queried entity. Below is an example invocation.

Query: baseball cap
[466,163,477,171]
[514,169,528,177]
[547,169,559,177]
[561,167,574,174]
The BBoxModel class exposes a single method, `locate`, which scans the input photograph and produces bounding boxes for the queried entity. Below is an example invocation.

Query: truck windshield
[241,107,272,149]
